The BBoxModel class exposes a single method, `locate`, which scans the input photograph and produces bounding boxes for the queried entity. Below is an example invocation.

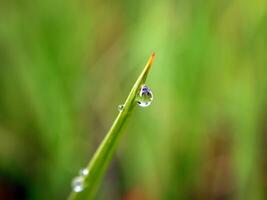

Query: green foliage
[0,0,267,200]
[68,53,155,200]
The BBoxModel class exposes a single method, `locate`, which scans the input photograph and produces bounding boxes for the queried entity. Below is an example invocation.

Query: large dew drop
[136,85,153,107]
[72,176,85,193]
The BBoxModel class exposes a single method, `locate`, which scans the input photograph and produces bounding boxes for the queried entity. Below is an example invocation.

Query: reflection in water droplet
[118,104,124,112]
[72,176,84,192]
[79,168,89,176]
[136,85,153,107]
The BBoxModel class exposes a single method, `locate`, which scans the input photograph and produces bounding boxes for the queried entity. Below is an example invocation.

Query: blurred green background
[0,0,267,199]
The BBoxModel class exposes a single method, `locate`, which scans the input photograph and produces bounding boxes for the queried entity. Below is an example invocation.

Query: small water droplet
[118,104,124,111]
[72,176,84,192]
[136,85,153,107]
[79,168,89,176]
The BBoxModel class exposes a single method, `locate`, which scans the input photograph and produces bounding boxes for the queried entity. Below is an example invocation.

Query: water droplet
[79,168,89,176]
[118,104,124,112]
[136,85,153,107]
[72,176,84,192]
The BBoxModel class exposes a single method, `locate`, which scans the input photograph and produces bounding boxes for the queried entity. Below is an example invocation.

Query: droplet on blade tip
[136,85,153,107]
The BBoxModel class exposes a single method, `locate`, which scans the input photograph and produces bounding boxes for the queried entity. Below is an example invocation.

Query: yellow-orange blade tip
[150,52,155,63]
[147,52,155,70]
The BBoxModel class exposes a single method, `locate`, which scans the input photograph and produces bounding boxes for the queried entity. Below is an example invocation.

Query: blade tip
[149,52,155,65]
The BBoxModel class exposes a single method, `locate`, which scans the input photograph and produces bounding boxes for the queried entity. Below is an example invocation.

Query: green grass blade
[68,52,155,200]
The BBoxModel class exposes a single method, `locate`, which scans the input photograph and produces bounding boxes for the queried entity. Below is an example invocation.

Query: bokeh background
[0,0,267,199]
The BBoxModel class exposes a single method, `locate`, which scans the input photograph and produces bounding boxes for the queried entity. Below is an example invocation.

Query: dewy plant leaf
[68,52,155,200]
